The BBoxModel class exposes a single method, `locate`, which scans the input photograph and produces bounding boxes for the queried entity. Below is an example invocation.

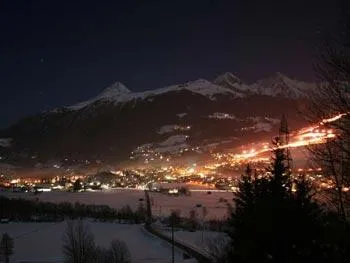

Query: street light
[172,214,175,263]
[170,210,176,263]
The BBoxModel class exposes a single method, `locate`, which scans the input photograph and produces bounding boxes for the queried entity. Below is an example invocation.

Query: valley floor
[1,188,234,219]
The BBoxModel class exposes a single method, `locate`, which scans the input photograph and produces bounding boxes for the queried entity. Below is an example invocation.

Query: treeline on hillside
[0,196,146,223]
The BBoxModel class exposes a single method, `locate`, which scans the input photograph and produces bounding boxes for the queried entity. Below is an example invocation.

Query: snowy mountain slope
[69,79,244,110]
[69,73,316,111]
[69,82,132,110]
[250,73,317,98]
[140,79,244,100]
[214,72,317,98]
[214,72,252,93]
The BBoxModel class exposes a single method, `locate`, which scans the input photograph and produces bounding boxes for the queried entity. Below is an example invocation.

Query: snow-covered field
[149,191,233,219]
[1,189,234,219]
[0,222,187,263]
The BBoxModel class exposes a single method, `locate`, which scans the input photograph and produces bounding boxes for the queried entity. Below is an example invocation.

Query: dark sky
[0,0,346,128]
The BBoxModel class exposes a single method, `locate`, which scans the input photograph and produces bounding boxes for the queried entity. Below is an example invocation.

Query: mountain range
[0,72,316,166]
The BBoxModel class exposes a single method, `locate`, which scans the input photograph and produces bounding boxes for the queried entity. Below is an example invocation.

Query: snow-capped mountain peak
[215,72,243,85]
[213,71,317,98]
[251,73,316,98]
[214,72,250,94]
[68,78,244,110]
[67,72,317,111]
[97,82,131,99]
[68,81,131,110]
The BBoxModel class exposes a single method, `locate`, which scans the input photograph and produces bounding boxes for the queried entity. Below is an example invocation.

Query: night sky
[0,0,346,128]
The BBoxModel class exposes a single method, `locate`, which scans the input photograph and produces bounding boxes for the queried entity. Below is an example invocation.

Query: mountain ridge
[67,72,317,111]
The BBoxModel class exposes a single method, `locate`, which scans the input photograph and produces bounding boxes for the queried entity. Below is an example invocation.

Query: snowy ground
[159,228,229,257]
[1,189,234,219]
[149,191,233,219]
[0,222,188,263]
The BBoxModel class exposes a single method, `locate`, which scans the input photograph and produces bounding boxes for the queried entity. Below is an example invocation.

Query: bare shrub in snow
[92,239,130,263]
[108,239,131,263]
[62,220,131,263]
[62,220,96,263]
[205,236,231,263]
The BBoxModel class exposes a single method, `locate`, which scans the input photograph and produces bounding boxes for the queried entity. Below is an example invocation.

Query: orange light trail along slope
[232,113,345,161]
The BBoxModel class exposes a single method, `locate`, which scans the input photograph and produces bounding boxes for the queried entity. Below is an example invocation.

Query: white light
[37,188,52,192]
[168,188,178,194]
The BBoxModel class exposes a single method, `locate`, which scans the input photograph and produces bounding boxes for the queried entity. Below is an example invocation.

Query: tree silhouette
[0,233,14,263]
[108,239,131,263]
[307,13,350,220]
[169,209,181,227]
[62,220,95,263]
[227,138,327,262]
[73,179,83,192]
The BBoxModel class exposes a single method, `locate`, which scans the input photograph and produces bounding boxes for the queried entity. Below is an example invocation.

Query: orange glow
[216,113,345,165]
[320,113,346,124]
